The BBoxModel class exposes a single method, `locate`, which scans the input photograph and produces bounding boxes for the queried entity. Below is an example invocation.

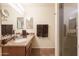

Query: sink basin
[14,38,26,43]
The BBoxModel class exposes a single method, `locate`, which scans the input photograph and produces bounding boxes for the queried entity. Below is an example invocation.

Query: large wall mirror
[17,17,24,29]
[26,17,33,29]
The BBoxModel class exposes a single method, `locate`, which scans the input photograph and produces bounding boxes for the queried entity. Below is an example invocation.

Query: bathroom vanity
[0,35,34,56]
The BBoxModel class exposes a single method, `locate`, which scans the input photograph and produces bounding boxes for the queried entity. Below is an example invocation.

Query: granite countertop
[0,35,35,47]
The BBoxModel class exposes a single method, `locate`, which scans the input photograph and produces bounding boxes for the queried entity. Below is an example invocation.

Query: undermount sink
[14,38,26,43]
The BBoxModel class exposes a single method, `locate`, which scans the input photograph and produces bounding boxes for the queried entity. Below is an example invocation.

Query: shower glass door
[59,3,77,56]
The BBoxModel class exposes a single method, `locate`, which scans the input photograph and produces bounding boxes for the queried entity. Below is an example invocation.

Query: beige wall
[1,3,55,48]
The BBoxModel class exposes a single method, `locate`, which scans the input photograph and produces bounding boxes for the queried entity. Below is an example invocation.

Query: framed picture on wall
[17,17,24,29]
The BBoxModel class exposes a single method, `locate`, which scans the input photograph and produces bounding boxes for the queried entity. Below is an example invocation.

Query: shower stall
[59,3,77,56]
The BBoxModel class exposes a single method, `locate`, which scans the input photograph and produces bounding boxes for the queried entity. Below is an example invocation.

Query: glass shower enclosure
[59,3,77,56]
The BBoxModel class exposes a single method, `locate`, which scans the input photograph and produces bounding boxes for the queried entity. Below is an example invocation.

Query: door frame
[55,3,60,56]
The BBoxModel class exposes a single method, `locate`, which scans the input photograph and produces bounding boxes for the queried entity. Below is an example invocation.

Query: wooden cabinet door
[2,39,33,56]
[2,47,9,56]
[2,46,26,56]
